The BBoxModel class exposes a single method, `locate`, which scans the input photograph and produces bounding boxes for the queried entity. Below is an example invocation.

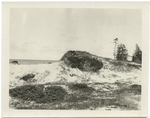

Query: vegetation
[9,85,45,102]
[9,85,68,103]
[113,38,118,60]
[132,44,142,63]
[9,83,141,110]
[116,44,128,61]
[43,86,67,102]
[68,83,95,92]
[20,74,35,81]
[9,50,142,110]
[61,51,103,72]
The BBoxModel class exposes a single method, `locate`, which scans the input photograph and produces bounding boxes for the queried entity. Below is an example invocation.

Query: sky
[10,8,142,60]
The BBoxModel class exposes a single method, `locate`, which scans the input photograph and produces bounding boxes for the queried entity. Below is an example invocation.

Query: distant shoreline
[9,59,59,65]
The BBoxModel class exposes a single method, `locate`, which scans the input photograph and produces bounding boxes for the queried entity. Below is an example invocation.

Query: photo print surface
[9,8,142,110]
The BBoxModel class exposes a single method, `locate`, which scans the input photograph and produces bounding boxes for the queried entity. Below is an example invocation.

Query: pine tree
[132,44,142,63]
[116,44,128,61]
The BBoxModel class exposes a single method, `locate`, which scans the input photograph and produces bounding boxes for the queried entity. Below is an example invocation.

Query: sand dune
[10,61,141,89]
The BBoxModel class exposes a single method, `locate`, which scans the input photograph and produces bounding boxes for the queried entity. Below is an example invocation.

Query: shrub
[20,74,35,81]
[70,83,88,89]
[61,51,103,72]
[69,83,95,93]
[43,86,68,102]
[114,84,141,95]
[110,61,124,66]
[9,85,68,103]
[130,84,141,94]
[9,85,44,101]
[67,83,95,102]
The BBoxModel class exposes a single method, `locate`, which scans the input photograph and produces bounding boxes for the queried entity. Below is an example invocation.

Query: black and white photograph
[9,8,143,110]
[2,1,149,117]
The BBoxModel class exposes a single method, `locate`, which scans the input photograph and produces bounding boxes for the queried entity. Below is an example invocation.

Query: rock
[11,61,19,65]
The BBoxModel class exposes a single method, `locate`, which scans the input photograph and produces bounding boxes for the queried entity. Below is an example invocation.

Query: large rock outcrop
[60,51,103,72]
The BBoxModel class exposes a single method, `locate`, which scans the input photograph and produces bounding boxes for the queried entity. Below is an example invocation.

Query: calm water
[9,59,59,65]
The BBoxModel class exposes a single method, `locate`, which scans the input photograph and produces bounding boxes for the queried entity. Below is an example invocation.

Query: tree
[132,44,142,63]
[113,38,118,60]
[116,43,128,61]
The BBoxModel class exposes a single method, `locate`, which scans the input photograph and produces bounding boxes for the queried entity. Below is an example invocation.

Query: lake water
[9,59,59,65]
